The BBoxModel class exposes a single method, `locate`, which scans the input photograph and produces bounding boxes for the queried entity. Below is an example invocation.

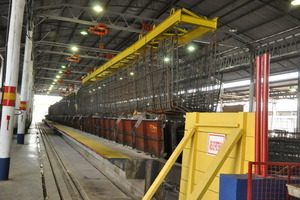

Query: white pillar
[17,28,33,144]
[0,53,4,100]
[0,0,25,180]
[27,59,34,124]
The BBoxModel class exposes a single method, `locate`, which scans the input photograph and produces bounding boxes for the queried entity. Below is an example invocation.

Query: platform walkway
[0,126,43,200]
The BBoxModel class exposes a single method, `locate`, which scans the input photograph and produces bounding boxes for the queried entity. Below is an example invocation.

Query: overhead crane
[82,8,218,84]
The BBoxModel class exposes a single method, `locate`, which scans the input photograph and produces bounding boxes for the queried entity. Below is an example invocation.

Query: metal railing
[247,162,300,200]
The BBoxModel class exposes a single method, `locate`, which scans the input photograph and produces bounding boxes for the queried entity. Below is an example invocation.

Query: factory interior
[0,0,300,199]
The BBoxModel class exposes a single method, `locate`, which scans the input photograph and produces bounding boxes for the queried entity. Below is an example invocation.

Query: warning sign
[207,133,226,156]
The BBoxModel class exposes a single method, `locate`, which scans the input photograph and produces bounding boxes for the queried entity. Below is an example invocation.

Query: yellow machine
[143,112,255,200]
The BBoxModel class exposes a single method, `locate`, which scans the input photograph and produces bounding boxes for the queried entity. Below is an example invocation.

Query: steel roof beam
[35,4,161,23]
[36,67,86,74]
[36,49,109,61]
[35,61,93,68]
[36,13,143,33]
[35,40,120,54]
[36,76,81,83]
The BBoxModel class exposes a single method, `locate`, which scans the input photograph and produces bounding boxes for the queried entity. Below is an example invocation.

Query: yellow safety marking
[52,124,129,159]
[3,93,16,100]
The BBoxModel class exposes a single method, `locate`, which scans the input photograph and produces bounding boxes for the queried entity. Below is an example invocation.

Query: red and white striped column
[17,28,33,144]
[0,0,25,180]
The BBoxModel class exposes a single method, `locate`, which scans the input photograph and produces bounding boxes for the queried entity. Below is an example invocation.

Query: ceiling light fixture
[164,57,170,62]
[291,0,300,5]
[187,45,195,52]
[61,65,66,69]
[130,72,134,76]
[56,75,60,78]
[71,46,78,51]
[80,30,88,35]
[93,5,103,12]
[229,28,237,32]
[289,86,297,92]
[59,71,62,74]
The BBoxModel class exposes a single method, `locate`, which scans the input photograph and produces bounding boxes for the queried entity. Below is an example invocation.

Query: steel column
[255,56,262,174]
[0,53,4,98]
[261,53,270,176]
[249,51,255,112]
[297,68,300,131]
[17,29,33,144]
[0,0,25,180]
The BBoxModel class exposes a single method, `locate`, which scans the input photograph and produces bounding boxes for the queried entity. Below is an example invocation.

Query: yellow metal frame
[83,8,217,84]
[143,112,254,200]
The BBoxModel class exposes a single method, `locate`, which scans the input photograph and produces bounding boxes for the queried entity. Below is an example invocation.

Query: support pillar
[17,28,33,144]
[0,53,4,99]
[249,50,255,112]
[0,0,25,180]
[297,68,300,131]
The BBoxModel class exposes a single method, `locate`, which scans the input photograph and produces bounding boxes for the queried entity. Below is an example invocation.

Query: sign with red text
[207,133,226,156]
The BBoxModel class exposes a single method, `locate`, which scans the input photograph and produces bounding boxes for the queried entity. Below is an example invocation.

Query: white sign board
[207,133,226,156]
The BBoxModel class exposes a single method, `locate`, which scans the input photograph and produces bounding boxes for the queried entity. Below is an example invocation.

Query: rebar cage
[49,35,222,117]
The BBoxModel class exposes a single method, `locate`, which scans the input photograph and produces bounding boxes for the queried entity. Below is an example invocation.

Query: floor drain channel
[37,131,48,199]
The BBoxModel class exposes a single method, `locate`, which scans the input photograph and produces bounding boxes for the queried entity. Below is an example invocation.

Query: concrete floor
[0,127,43,200]
[0,124,135,200]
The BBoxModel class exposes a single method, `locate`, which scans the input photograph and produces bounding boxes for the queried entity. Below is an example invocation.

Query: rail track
[36,122,133,200]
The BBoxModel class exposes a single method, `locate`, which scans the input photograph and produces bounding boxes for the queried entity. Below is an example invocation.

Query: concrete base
[0,158,10,180]
[17,134,24,144]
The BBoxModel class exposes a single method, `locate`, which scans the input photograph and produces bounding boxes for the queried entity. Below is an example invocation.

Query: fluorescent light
[164,57,170,62]
[71,46,78,51]
[59,71,62,74]
[291,0,300,5]
[93,5,103,12]
[80,31,88,35]
[61,65,66,69]
[187,45,195,52]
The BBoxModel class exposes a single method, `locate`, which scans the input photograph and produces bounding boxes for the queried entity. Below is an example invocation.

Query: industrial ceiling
[0,0,299,101]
